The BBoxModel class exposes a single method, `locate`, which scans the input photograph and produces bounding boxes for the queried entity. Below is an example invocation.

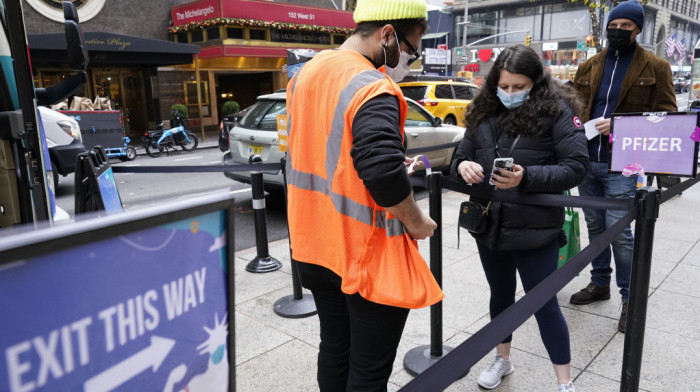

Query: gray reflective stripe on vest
[325,70,385,184]
[286,72,301,172]
[287,69,406,237]
[375,211,408,237]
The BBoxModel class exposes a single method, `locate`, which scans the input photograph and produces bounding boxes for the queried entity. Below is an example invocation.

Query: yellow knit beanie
[353,0,428,23]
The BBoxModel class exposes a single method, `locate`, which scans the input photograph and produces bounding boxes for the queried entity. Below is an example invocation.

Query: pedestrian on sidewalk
[284,0,444,391]
[451,44,588,392]
[569,0,676,333]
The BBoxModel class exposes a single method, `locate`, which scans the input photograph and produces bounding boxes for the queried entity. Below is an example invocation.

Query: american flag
[665,32,677,58]
[675,37,686,58]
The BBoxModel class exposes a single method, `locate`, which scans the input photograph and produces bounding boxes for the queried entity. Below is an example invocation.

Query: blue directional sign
[0,210,230,392]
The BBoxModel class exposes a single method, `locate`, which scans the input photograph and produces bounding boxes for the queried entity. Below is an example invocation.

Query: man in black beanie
[569,0,676,333]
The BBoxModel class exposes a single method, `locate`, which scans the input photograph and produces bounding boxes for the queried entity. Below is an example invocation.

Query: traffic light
[585,35,592,47]
[525,35,532,46]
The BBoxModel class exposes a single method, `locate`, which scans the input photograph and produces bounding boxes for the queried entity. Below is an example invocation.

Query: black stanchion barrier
[621,187,661,392]
[403,172,468,378]
[273,156,317,318]
[74,146,124,215]
[245,154,282,273]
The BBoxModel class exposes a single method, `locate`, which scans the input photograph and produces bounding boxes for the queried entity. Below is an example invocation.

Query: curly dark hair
[464,44,583,137]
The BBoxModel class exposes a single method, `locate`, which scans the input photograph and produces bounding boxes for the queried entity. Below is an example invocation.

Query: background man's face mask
[384,32,412,83]
[497,86,531,109]
[606,27,634,50]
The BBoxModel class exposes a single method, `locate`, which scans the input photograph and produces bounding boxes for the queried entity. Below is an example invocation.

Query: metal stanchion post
[273,156,317,318]
[620,187,660,392]
[245,154,282,273]
[403,172,467,378]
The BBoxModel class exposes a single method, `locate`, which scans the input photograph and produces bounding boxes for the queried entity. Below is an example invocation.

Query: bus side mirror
[63,1,88,72]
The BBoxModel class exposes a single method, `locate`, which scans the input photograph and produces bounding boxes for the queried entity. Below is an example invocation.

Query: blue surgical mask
[497,86,531,109]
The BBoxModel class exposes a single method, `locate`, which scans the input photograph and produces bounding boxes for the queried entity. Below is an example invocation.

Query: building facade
[22,0,347,137]
[435,0,700,83]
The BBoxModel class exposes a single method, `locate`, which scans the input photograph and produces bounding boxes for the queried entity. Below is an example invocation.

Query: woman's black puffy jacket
[450,101,588,251]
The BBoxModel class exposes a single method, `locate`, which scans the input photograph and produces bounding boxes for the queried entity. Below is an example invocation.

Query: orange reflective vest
[285,49,444,309]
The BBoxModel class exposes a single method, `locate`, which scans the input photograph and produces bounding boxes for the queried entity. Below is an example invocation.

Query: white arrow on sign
[83,336,176,392]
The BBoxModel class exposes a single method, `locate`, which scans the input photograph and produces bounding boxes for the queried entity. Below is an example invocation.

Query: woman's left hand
[490,164,524,189]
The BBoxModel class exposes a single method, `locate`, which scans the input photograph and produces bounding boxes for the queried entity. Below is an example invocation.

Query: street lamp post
[462,0,468,48]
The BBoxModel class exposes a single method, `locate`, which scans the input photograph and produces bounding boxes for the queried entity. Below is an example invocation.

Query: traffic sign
[577,41,586,50]
[456,47,463,56]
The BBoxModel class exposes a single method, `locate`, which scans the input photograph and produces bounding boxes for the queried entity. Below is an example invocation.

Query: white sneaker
[477,354,515,389]
[557,381,576,392]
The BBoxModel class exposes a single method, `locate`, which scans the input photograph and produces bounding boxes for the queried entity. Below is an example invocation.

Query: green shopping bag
[558,191,581,269]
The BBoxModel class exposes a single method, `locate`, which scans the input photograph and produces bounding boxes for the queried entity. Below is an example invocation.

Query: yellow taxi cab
[399,80,480,127]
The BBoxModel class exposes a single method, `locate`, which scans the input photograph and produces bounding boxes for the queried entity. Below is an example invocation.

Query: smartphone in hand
[489,157,514,185]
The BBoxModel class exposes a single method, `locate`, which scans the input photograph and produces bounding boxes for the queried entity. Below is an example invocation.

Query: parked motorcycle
[142,112,198,157]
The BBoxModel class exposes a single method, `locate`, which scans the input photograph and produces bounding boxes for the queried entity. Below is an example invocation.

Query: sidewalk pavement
[232,183,700,392]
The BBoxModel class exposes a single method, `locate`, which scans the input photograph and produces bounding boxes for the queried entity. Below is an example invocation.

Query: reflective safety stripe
[252,198,265,210]
[287,168,405,236]
[287,69,406,237]
[375,211,407,238]
[326,70,385,184]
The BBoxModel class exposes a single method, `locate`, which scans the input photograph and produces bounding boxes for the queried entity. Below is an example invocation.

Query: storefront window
[639,10,656,45]
[456,10,500,47]
[177,32,187,43]
[249,29,266,40]
[226,27,243,39]
[207,27,220,41]
[542,8,590,41]
[191,30,204,42]
[36,71,87,97]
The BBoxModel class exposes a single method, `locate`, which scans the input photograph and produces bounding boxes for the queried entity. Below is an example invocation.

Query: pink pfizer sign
[610,112,700,177]
[172,0,220,26]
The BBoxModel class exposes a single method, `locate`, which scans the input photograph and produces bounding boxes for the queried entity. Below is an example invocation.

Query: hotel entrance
[92,68,150,136]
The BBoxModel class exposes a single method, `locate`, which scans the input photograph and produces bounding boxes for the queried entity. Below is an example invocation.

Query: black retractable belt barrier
[74,146,123,215]
[403,172,468,379]
[621,187,661,392]
[245,155,282,273]
[273,156,317,318]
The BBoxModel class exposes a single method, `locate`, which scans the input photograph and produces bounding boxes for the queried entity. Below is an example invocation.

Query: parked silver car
[222,92,464,192]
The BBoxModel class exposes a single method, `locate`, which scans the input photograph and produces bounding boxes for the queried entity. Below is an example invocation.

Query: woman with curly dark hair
[450,44,588,392]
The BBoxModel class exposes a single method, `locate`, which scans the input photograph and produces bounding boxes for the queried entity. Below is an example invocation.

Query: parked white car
[38,106,86,186]
[222,92,464,192]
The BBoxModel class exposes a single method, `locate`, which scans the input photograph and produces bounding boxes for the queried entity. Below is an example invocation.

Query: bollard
[245,155,282,273]
[403,172,467,378]
[620,187,660,392]
[273,156,317,318]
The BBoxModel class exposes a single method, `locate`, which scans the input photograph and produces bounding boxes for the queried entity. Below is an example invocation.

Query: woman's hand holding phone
[491,163,524,189]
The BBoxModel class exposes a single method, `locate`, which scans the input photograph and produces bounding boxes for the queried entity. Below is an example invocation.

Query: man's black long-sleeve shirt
[350,93,412,207]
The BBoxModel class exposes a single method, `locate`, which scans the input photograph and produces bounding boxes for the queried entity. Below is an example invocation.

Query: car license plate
[248,144,263,156]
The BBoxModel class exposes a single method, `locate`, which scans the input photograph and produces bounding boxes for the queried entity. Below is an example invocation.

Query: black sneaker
[618,301,628,333]
[569,284,610,305]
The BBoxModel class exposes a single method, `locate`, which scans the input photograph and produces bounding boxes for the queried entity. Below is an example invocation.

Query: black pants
[477,239,571,365]
[298,262,410,392]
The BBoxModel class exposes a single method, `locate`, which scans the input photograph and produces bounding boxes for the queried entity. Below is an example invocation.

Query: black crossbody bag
[457,118,520,246]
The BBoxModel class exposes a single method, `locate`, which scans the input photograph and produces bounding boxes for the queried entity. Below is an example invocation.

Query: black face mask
[607,27,633,51]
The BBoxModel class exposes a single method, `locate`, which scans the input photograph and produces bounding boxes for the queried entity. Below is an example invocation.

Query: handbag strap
[488,117,521,158]
[563,190,573,213]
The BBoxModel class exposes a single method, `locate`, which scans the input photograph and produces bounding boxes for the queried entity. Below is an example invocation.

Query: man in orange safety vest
[285,0,444,390]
